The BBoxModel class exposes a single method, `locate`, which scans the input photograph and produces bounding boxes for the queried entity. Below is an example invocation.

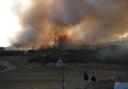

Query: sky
[0,0,21,47]
[0,0,30,47]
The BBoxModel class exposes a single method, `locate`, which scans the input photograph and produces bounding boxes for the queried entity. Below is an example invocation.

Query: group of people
[83,70,96,82]
[41,54,96,88]
[41,54,57,67]
[83,70,96,89]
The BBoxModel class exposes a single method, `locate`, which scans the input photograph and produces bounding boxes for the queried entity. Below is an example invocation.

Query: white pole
[62,64,64,89]
[57,59,64,89]
[90,76,92,89]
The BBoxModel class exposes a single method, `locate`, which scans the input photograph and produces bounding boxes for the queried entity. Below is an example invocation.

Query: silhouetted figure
[90,72,96,89]
[91,72,96,82]
[83,70,89,82]
[42,55,46,67]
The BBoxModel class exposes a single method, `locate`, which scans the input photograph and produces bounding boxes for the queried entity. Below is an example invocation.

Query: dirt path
[0,61,16,72]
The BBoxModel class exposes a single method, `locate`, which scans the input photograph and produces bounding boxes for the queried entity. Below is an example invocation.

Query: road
[0,61,17,72]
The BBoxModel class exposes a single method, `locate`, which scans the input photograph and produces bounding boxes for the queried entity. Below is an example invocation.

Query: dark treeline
[1,46,128,65]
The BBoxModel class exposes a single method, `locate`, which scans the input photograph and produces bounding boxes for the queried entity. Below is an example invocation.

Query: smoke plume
[11,0,128,49]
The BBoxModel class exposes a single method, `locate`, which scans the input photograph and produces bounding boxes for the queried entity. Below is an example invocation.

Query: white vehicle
[114,82,128,89]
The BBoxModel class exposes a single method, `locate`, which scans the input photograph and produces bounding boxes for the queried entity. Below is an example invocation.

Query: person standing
[83,70,89,82]
[90,72,96,89]
[42,54,46,67]
[83,70,89,89]
[91,72,96,82]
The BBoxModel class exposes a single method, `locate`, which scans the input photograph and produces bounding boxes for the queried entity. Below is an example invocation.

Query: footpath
[0,61,16,72]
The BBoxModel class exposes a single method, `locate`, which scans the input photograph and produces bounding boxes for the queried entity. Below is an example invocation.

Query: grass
[0,56,128,89]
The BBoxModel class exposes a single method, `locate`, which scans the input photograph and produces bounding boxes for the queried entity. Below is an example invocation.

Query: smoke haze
[11,0,128,49]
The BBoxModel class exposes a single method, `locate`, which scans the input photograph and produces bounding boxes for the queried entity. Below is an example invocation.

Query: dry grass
[0,56,127,89]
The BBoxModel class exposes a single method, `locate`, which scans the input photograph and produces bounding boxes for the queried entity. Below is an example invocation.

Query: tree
[0,47,5,65]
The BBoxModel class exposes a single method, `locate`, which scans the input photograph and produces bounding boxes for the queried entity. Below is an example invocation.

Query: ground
[0,65,7,71]
[0,56,128,89]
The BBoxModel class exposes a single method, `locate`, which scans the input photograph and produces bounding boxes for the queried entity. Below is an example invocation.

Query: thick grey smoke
[11,0,128,49]
[12,27,37,47]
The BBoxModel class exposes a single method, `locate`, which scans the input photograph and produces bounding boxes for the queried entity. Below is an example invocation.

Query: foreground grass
[0,63,128,89]
[0,56,128,89]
